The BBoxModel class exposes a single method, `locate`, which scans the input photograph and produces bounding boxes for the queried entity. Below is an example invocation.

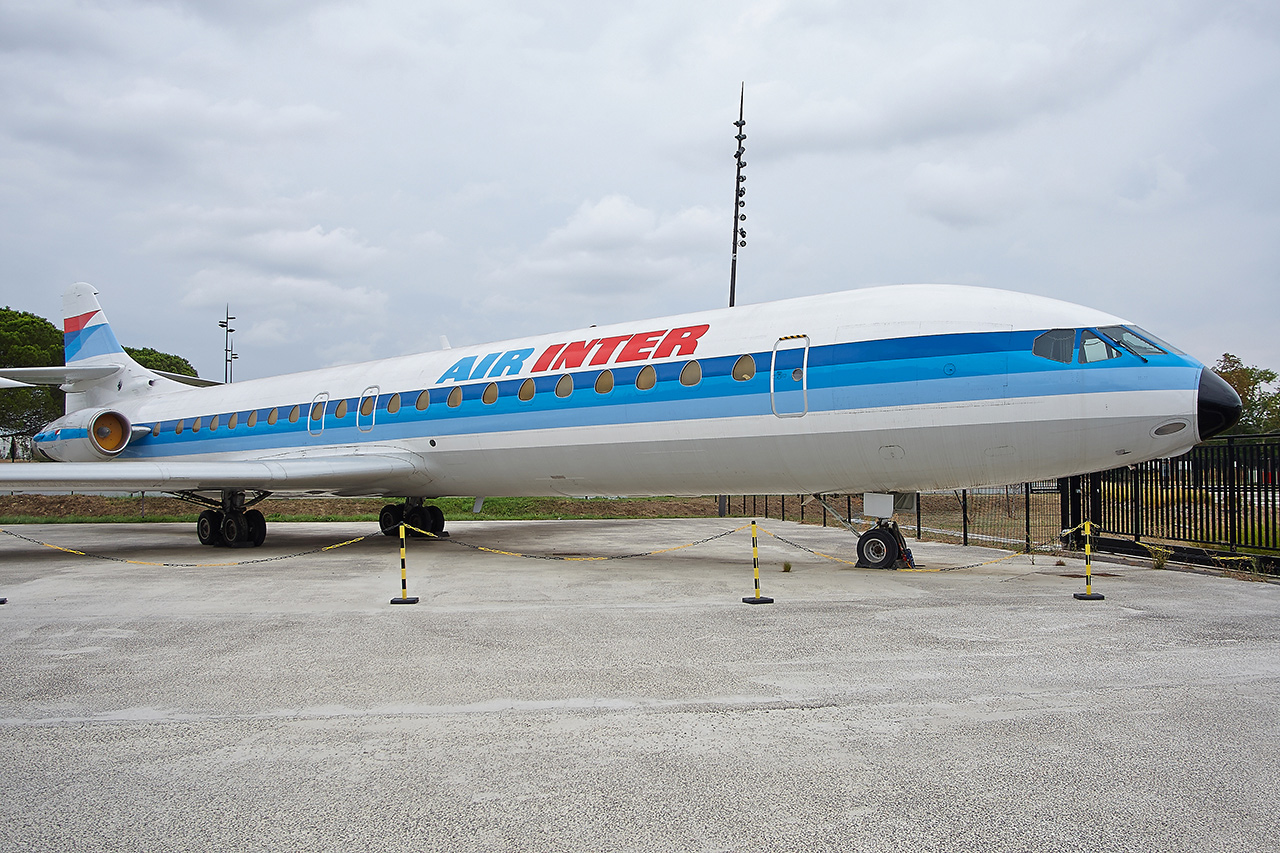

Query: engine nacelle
[35,409,134,462]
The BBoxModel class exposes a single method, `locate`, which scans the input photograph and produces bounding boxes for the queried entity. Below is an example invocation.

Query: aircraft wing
[0,452,425,496]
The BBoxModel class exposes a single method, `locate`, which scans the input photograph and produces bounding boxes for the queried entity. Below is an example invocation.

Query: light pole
[218,306,236,383]
[728,83,748,308]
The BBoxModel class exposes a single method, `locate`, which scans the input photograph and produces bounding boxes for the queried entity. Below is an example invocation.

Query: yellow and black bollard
[742,521,774,605]
[390,522,420,605]
[1072,520,1105,601]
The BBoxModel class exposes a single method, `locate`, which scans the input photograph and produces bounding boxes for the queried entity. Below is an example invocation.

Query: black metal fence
[741,434,1280,566]
[1073,433,1279,557]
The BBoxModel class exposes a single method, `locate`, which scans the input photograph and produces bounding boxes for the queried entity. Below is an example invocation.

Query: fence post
[1227,436,1239,553]
[961,489,969,546]
[1131,465,1142,543]
[1024,482,1031,553]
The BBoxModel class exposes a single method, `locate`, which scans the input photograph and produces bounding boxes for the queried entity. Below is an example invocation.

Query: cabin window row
[152,354,761,437]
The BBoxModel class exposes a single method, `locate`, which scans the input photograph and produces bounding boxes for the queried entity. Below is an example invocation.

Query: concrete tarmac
[1,518,1277,853]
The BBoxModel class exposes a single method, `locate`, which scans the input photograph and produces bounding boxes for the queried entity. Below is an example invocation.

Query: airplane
[0,282,1242,569]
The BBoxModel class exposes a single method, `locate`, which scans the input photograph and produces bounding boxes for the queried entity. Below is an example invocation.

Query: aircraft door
[770,334,809,418]
[357,386,378,432]
[308,392,329,436]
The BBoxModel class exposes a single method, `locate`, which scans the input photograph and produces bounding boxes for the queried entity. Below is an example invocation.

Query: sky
[1,0,1277,381]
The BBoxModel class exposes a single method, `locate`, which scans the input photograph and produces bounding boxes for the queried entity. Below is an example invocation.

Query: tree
[123,346,197,377]
[0,307,64,437]
[1213,353,1280,435]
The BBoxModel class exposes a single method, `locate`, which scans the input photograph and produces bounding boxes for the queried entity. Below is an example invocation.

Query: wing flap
[0,453,425,495]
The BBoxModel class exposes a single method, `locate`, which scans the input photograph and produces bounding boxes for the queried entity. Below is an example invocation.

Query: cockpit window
[1079,330,1121,363]
[1099,325,1164,356]
[1032,329,1075,364]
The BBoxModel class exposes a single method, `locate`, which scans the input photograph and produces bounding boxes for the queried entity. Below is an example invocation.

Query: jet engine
[35,409,136,462]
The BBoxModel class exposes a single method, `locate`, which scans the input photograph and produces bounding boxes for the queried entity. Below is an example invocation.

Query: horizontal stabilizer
[0,377,35,389]
[0,453,423,495]
[0,365,120,386]
[152,370,221,388]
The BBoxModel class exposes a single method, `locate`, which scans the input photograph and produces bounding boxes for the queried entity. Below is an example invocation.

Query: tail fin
[63,282,126,364]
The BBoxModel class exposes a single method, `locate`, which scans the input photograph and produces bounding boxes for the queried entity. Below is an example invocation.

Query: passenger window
[387,393,401,414]
[151,423,160,437]
[518,379,536,401]
[482,383,498,404]
[636,365,656,391]
[267,408,278,426]
[1079,330,1121,364]
[555,375,574,398]
[732,354,756,381]
[447,387,462,408]
[680,361,702,386]
[247,410,257,428]
[210,415,219,431]
[310,402,323,421]
[595,370,614,395]
[175,419,184,435]
[360,397,375,417]
[1032,329,1075,364]
[416,390,430,411]
[193,417,202,433]
[335,400,348,418]
[228,413,238,430]
[289,406,300,424]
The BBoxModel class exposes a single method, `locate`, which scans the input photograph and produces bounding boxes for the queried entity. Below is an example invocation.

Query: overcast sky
[1,0,1277,381]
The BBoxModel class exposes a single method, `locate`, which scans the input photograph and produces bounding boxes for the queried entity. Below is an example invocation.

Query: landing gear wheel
[244,509,267,547]
[197,510,224,546]
[405,505,430,537]
[426,504,445,535]
[379,504,404,536]
[221,511,249,546]
[857,528,899,570]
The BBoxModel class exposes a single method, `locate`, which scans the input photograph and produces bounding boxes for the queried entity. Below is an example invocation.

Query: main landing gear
[379,498,447,538]
[179,489,270,547]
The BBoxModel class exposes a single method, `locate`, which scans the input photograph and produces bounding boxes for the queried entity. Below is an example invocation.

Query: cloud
[4,77,336,179]
[488,195,722,296]
[906,161,1022,227]
[143,202,384,279]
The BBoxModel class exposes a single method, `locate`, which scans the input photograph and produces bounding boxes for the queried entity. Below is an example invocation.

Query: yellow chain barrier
[0,525,375,568]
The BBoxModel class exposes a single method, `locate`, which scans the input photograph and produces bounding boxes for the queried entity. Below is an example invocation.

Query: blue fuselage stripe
[98,330,1200,460]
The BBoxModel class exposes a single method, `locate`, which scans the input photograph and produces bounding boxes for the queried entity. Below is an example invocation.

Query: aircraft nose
[1197,368,1242,440]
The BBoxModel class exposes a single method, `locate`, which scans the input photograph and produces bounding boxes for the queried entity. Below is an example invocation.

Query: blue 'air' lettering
[487,348,534,378]
[437,356,477,384]
[469,352,501,380]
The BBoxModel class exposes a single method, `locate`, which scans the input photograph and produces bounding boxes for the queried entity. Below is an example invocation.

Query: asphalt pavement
[1,518,1277,852]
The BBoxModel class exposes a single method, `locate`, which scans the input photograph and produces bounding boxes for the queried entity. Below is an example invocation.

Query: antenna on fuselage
[728,83,747,308]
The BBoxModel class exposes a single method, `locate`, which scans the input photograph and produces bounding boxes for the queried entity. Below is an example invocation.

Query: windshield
[1100,325,1184,356]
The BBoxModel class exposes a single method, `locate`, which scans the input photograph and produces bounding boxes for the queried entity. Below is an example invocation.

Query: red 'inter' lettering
[653,324,709,359]
[616,330,667,362]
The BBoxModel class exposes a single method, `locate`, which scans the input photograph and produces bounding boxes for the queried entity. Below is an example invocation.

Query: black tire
[245,509,267,547]
[426,504,445,535]
[857,528,899,569]
[197,510,224,547]
[379,504,404,536]
[405,505,429,537]
[221,511,248,546]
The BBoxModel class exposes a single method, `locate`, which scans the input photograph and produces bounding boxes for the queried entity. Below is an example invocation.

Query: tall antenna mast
[728,83,747,308]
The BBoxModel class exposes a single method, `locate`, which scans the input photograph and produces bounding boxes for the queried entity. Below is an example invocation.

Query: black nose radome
[1198,368,1242,440]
